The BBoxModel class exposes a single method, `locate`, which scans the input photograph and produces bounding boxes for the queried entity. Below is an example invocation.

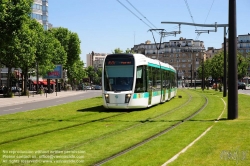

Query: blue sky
[49,0,250,63]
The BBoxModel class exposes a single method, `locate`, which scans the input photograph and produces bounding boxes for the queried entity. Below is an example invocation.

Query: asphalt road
[0,90,102,116]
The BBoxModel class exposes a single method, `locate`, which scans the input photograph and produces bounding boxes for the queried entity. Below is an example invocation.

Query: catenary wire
[196,0,215,40]
[116,0,153,29]
[125,0,158,29]
[184,0,197,30]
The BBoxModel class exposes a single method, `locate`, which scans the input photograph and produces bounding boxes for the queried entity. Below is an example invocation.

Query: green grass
[104,89,250,166]
[0,89,249,166]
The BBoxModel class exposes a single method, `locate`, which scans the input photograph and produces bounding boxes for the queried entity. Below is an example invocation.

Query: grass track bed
[104,121,214,166]
[1,89,249,166]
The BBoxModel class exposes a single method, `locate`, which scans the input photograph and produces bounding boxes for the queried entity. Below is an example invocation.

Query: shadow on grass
[77,105,147,113]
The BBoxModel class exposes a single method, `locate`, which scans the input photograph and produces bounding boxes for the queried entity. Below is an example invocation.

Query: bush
[218,83,222,92]
[37,89,44,94]
[3,92,14,98]
[22,90,30,96]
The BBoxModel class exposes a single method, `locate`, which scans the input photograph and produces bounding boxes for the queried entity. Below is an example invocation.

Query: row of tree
[196,51,250,88]
[0,0,86,95]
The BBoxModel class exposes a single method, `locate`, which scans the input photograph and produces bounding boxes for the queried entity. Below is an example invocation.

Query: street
[0,90,102,116]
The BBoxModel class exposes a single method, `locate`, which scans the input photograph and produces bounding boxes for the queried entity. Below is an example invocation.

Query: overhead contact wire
[116,0,153,29]
[125,0,158,29]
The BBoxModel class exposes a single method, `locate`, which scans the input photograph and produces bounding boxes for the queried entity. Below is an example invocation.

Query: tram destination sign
[106,59,134,65]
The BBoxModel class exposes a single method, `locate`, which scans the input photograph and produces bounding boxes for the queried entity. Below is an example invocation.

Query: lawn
[0,89,249,166]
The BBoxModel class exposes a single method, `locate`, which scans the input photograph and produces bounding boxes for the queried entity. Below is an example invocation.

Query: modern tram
[102,53,177,109]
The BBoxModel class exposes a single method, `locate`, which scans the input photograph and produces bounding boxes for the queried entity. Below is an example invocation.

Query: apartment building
[31,0,50,30]
[205,47,221,60]
[238,34,250,76]
[86,53,108,69]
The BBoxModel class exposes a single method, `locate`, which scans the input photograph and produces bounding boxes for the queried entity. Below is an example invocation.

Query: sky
[48,0,250,63]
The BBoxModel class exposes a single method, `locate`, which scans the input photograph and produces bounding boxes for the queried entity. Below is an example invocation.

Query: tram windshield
[104,57,134,91]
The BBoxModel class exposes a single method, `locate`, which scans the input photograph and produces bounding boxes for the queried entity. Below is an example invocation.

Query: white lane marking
[162,126,213,166]
[162,97,227,166]
[56,100,64,102]
[3,107,23,112]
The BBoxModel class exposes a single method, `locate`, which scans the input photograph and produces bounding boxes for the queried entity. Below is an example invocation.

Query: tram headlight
[105,94,110,103]
[125,94,132,103]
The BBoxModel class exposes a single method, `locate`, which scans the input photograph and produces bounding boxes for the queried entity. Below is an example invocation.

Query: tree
[197,51,249,90]
[125,48,134,53]
[17,19,43,95]
[237,53,248,80]
[112,48,123,54]
[197,58,212,88]
[49,28,82,86]
[85,66,98,85]
[49,27,81,68]
[0,0,33,51]
[0,0,33,95]
[67,60,86,89]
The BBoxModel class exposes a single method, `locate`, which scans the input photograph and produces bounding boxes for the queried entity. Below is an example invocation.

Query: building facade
[31,0,50,30]
[86,53,108,69]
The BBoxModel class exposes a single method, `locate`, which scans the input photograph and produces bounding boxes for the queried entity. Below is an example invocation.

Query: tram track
[0,112,128,145]
[93,90,208,166]
[1,89,205,166]
[0,90,191,146]
[54,90,194,152]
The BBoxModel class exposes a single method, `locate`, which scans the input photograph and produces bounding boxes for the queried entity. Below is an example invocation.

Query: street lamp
[176,56,179,88]
[201,58,205,91]
[190,63,193,87]
[63,69,68,90]
[0,68,2,86]
[194,70,196,89]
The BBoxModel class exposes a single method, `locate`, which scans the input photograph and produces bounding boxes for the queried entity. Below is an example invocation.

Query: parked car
[0,87,6,94]
[11,87,22,93]
[94,85,102,90]
[238,82,246,90]
[85,86,92,90]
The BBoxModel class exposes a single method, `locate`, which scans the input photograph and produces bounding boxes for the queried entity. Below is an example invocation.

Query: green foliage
[125,48,134,53]
[197,51,249,83]
[0,1,83,91]
[49,27,82,86]
[3,91,14,98]
[210,51,224,80]
[0,0,33,48]
[237,52,248,79]
[0,0,33,92]
[67,60,86,86]
[112,48,123,54]
[49,27,81,68]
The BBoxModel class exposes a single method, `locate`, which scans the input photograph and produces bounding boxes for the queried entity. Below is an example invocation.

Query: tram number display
[106,60,133,65]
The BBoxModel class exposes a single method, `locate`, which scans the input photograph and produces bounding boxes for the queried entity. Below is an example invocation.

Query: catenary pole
[228,0,238,119]
[223,27,227,97]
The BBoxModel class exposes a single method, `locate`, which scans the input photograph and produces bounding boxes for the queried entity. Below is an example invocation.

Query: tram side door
[167,71,171,100]
[147,66,152,105]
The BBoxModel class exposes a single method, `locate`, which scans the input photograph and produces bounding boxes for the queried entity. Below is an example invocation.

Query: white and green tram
[102,53,177,109]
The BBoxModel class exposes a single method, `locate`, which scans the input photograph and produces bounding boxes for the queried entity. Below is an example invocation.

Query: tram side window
[155,68,161,90]
[162,70,168,89]
[148,66,153,90]
[151,67,160,90]
[135,65,146,92]
[166,71,171,89]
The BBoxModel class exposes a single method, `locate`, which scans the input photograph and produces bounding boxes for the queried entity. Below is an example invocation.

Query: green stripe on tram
[148,62,176,73]
[148,62,160,68]
[133,92,149,99]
